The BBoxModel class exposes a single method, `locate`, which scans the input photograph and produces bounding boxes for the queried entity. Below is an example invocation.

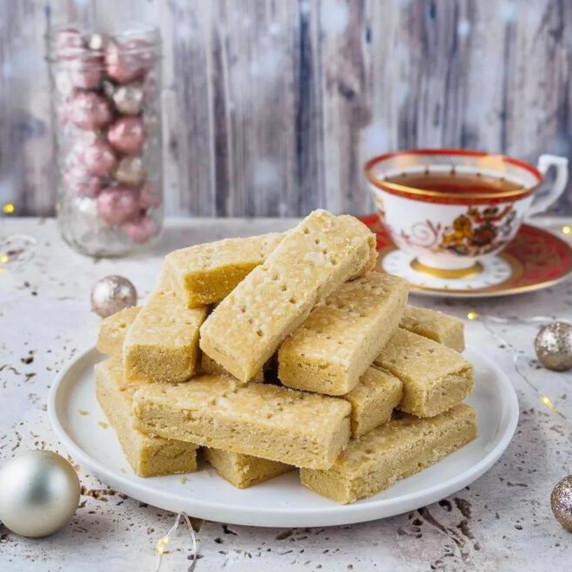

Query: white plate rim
[48,346,519,528]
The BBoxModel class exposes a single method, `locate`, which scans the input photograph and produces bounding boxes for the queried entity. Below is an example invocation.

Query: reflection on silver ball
[0,450,80,538]
[114,155,146,186]
[112,84,144,116]
[535,322,572,371]
[551,475,572,531]
[91,275,137,318]
[87,32,108,52]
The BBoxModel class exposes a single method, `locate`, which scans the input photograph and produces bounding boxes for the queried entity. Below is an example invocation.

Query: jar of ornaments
[47,24,163,257]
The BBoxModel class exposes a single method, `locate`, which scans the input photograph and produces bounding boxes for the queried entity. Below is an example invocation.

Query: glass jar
[46,24,163,257]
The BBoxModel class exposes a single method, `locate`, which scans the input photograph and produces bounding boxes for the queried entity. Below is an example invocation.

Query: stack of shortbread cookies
[95,209,477,504]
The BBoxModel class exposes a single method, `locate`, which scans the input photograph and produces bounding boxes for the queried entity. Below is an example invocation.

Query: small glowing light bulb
[0,253,9,264]
[562,225,572,236]
[467,311,478,321]
[542,395,553,409]
[2,203,15,215]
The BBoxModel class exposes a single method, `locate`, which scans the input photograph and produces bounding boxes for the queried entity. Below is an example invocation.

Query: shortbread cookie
[279,273,407,395]
[205,448,291,488]
[343,367,403,437]
[96,306,141,357]
[300,404,477,504]
[199,352,265,383]
[374,329,473,417]
[95,359,198,477]
[132,375,351,469]
[164,233,284,308]
[400,306,465,352]
[200,210,377,382]
[123,286,208,384]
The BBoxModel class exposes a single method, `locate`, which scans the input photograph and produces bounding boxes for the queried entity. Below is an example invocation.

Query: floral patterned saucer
[359,214,572,298]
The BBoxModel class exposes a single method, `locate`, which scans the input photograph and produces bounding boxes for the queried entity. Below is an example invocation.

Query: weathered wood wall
[1,0,571,217]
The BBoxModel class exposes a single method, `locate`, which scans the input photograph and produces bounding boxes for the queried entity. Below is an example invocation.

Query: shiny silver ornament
[114,155,146,186]
[551,475,572,531]
[87,32,108,52]
[534,322,572,371]
[112,83,144,115]
[0,450,80,538]
[91,275,137,318]
[102,79,116,99]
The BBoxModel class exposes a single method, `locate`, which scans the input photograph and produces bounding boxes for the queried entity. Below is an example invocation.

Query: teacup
[365,149,568,276]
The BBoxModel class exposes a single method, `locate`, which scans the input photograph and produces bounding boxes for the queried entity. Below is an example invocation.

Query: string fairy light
[154,512,198,572]
[466,310,568,420]
[562,224,572,236]
[2,203,15,215]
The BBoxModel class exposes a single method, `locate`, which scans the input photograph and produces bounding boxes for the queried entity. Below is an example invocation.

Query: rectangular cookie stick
[374,329,473,417]
[95,359,198,477]
[96,306,141,357]
[400,306,465,352]
[278,273,408,395]
[342,367,403,437]
[200,210,377,382]
[164,233,284,308]
[123,286,208,384]
[132,375,351,469]
[199,352,265,383]
[300,404,477,504]
[205,449,292,488]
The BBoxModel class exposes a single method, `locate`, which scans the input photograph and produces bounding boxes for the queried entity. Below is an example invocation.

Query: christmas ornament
[0,450,80,538]
[534,322,572,371]
[551,475,572,531]
[67,54,102,90]
[97,187,140,225]
[114,155,146,186]
[123,215,158,244]
[91,275,137,317]
[80,140,118,177]
[87,32,108,52]
[112,83,144,115]
[69,92,112,130]
[105,39,154,83]
[62,167,103,198]
[108,117,146,154]
[55,27,83,59]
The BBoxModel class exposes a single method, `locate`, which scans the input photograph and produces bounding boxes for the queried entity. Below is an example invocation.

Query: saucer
[359,214,572,298]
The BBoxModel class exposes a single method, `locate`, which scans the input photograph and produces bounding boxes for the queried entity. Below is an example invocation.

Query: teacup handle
[527,154,569,218]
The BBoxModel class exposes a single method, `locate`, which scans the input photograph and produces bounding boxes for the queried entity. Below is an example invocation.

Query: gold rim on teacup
[365,149,542,204]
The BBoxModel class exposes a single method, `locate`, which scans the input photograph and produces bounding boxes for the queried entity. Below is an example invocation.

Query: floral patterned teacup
[365,149,568,275]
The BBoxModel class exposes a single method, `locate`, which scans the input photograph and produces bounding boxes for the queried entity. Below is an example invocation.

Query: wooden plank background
[1,0,571,217]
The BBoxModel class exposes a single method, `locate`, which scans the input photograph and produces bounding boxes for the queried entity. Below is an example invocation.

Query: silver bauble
[102,80,116,100]
[87,32,108,52]
[0,451,80,538]
[551,475,572,531]
[91,275,137,318]
[112,84,144,116]
[114,155,146,186]
[534,322,572,371]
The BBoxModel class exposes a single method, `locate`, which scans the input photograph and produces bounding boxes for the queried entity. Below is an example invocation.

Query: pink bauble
[62,167,103,198]
[105,39,154,83]
[68,54,103,90]
[69,92,112,130]
[107,117,145,154]
[139,183,162,209]
[80,141,118,177]
[123,215,158,244]
[97,187,140,225]
[55,27,84,60]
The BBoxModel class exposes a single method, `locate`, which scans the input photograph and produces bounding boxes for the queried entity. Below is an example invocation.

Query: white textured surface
[1,217,572,571]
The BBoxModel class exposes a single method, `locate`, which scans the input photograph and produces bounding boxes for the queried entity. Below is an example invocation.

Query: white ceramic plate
[48,347,518,528]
